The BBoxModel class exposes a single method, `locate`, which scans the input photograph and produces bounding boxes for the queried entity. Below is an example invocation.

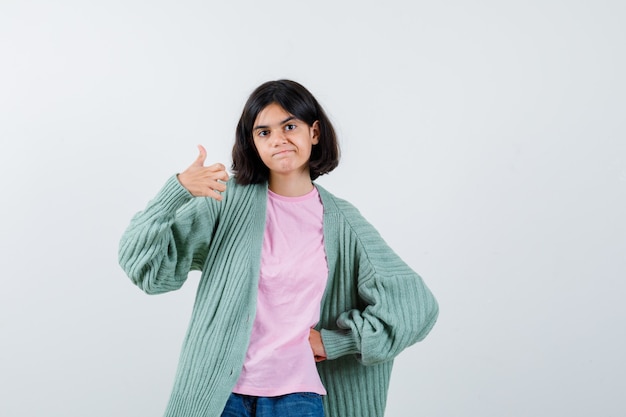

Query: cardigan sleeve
[118,175,217,295]
[320,206,439,365]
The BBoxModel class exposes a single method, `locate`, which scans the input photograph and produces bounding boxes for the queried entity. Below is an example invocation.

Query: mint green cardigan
[119,175,438,417]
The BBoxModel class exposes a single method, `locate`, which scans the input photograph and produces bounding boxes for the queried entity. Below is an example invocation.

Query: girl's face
[252,103,319,180]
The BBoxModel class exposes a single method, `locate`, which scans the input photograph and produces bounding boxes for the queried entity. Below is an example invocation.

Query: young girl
[119,80,438,417]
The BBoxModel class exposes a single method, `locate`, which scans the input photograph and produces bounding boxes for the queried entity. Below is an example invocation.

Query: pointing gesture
[177,145,229,200]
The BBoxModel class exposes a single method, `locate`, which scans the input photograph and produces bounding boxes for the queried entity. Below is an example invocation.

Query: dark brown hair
[231,80,340,185]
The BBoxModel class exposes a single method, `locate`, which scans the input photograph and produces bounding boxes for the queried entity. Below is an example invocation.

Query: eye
[285,124,297,131]
[257,130,270,137]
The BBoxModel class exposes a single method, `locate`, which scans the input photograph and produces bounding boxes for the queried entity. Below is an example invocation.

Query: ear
[310,120,320,145]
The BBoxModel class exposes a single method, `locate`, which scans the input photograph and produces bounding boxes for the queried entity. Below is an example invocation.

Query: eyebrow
[253,116,296,131]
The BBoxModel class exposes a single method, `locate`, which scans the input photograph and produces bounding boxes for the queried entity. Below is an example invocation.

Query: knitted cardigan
[119,175,438,417]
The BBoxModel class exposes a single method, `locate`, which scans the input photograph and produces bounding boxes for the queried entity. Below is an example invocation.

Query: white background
[1,1,625,416]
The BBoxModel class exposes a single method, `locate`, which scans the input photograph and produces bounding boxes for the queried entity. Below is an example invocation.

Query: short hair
[232,79,340,185]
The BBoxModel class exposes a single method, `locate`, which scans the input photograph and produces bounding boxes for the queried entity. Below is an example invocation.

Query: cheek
[255,144,272,163]
[252,139,265,156]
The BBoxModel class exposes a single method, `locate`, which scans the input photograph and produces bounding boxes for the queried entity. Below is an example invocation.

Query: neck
[268,172,314,197]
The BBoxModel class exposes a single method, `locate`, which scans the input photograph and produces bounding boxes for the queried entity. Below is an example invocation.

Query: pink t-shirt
[233,187,328,396]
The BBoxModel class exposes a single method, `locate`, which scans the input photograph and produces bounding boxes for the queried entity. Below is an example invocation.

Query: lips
[272,149,294,157]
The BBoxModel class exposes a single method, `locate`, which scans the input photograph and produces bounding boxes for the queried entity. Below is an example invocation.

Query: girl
[119,80,438,417]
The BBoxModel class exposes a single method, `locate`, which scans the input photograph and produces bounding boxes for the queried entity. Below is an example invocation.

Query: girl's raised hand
[177,145,229,200]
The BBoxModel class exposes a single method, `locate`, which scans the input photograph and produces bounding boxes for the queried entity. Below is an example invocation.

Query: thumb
[193,144,207,167]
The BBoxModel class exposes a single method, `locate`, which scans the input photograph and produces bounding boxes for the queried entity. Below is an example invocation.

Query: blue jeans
[220,392,324,417]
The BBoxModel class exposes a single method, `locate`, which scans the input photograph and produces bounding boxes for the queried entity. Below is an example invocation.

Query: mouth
[272,149,294,157]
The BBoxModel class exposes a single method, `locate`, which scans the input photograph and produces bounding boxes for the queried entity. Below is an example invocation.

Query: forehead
[253,103,294,128]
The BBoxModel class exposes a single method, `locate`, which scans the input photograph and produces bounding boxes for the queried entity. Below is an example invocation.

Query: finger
[206,163,230,182]
[206,162,227,172]
[216,170,230,182]
[193,144,207,167]
[205,188,224,201]
[214,181,228,192]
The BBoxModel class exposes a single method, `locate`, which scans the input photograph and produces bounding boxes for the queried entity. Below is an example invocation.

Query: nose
[270,130,288,146]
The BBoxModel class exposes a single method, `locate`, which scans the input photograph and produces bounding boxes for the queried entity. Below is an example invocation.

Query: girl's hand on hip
[177,145,229,200]
[309,329,327,362]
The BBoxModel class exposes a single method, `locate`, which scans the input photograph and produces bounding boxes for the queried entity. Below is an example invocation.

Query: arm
[118,176,211,294]
[320,210,439,365]
[118,146,229,294]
